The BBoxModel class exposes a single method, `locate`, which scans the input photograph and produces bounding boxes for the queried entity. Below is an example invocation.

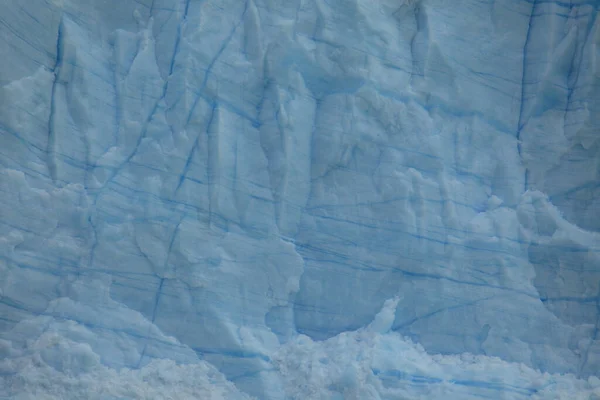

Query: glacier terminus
[1,0,600,398]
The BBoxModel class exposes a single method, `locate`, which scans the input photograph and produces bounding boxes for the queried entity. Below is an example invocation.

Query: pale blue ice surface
[1,0,599,398]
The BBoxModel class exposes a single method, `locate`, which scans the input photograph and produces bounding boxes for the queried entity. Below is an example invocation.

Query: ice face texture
[1,0,599,398]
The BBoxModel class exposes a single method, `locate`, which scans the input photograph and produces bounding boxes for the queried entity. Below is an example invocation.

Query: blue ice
[1,0,599,398]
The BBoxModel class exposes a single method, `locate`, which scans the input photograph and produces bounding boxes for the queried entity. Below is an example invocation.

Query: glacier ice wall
[1,0,599,398]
